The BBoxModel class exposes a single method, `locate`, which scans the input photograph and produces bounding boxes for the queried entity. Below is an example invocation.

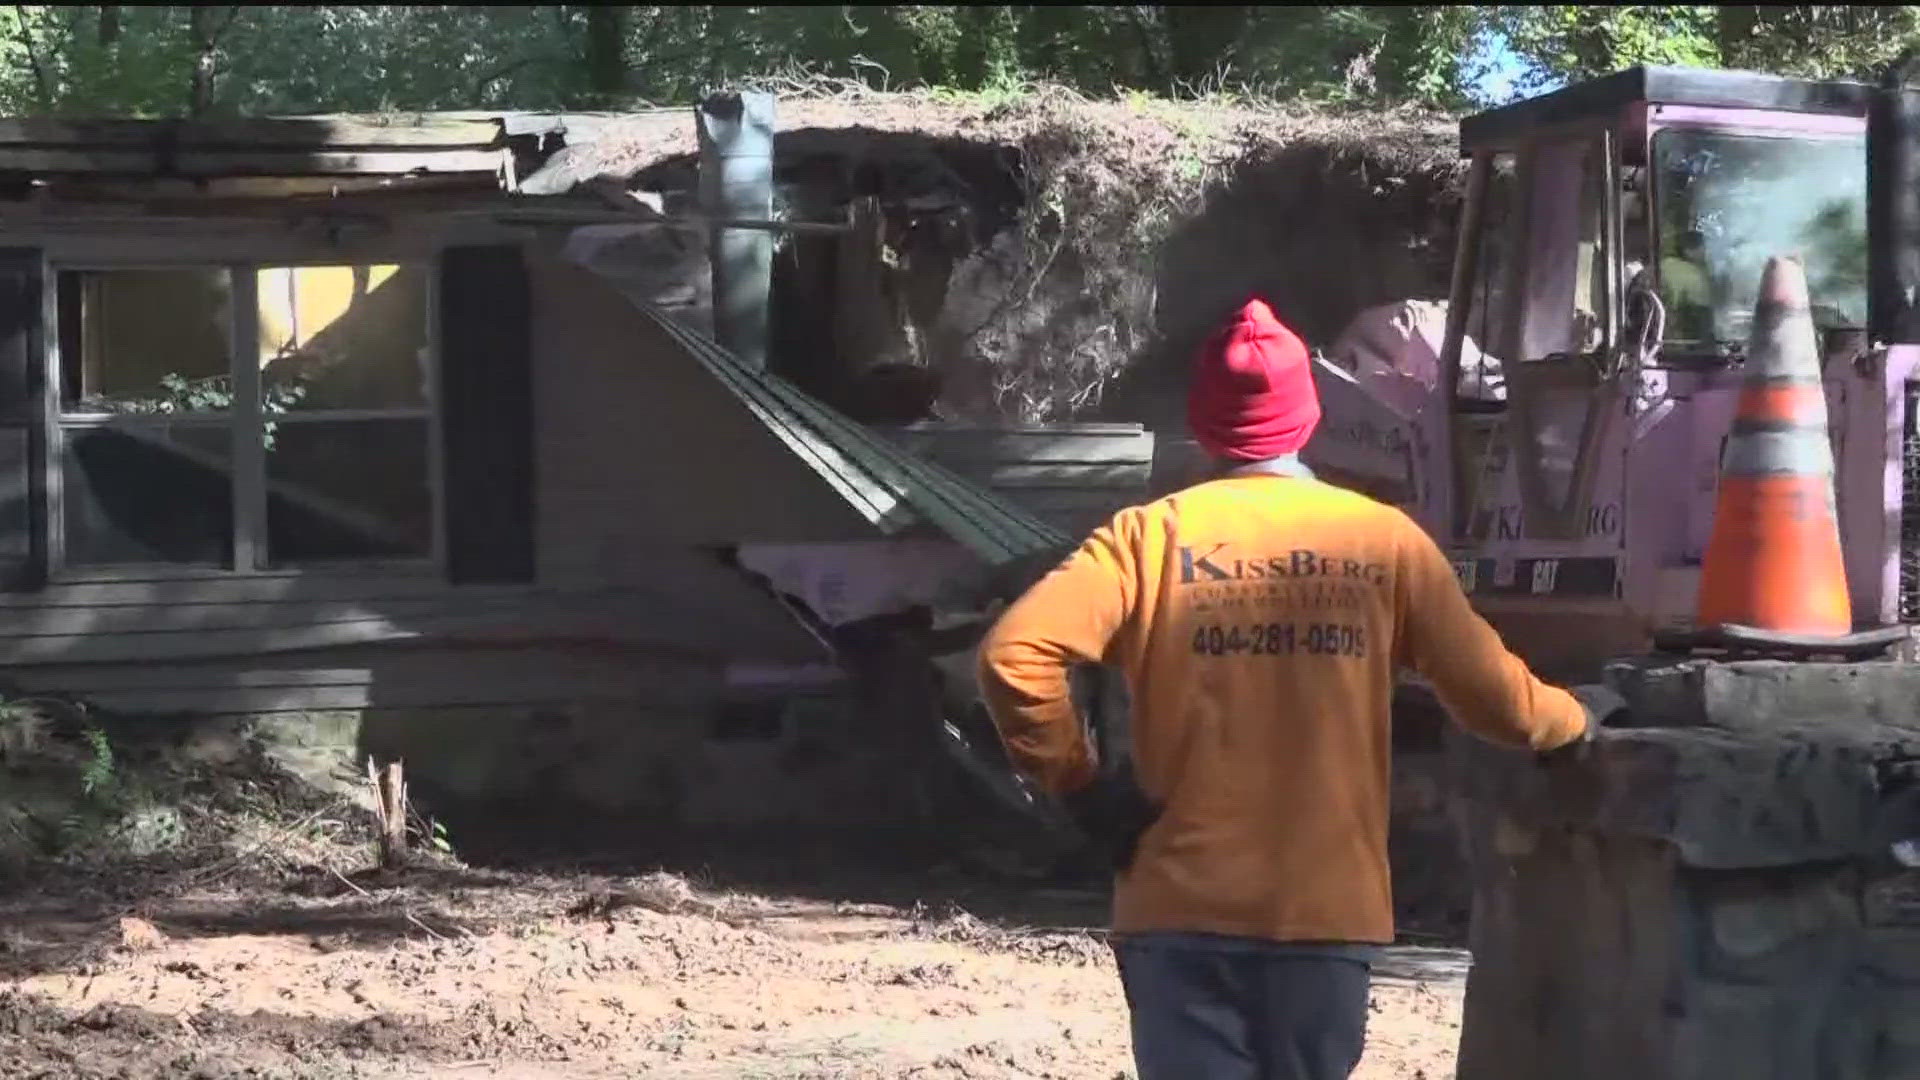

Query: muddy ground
[0,849,1467,1080]
[0,711,1469,1079]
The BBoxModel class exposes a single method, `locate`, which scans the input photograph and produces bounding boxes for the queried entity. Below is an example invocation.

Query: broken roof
[0,115,506,180]
[512,89,1458,197]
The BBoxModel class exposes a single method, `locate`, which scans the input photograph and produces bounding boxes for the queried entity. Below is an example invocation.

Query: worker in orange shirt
[976,298,1620,1079]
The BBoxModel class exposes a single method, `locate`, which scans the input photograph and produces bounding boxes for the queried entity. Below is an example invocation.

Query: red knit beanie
[1187,298,1321,461]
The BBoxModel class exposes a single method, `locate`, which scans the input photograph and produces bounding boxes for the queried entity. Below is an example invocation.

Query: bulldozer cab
[1443,66,1873,544]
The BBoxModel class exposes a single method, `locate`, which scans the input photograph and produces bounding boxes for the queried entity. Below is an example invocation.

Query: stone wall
[1451,658,1920,1080]
[1455,815,1920,1079]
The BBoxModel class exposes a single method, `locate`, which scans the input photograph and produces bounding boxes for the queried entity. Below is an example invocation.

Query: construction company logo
[1483,501,1622,542]
[1176,543,1387,615]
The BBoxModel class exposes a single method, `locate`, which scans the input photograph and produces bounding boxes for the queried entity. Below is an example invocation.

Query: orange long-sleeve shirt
[977,472,1589,945]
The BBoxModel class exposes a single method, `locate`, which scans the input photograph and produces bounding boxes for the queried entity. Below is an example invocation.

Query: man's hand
[1541,683,1629,764]
[1568,683,1629,736]
[1059,766,1162,874]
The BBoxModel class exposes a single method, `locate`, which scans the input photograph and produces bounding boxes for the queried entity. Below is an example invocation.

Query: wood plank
[0,617,432,665]
[8,650,705,694]
[885,430,1155,466]
[0,595,545,637]
[173,150,503,176]
[0,149,502,177]
[0,150,154,173]
[0,117,501,150]
[0,593,622,664]
[59,679,664,716]
[888,421,1149,437]
[15,666,383,692]
[8,645,719,714]
[946,463,1155,489]
[0,607,639,665]
[0,592,817,667]
[0,576,531,608]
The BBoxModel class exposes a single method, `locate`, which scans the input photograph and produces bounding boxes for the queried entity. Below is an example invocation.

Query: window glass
[60,269,233,414]
[258,262,433,567]
[255,264,428,411]
[1518,137,1610,361]
[1652,127,1867,347]
[61,423,232,567]
[265,416,431,563]
[1461,152,1518,390]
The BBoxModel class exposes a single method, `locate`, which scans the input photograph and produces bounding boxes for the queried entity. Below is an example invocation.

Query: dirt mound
[536,83,1461,424]
[0,702,403,910]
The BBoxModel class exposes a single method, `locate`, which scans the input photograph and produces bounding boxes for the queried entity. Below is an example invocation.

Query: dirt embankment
[553,86,1465,426]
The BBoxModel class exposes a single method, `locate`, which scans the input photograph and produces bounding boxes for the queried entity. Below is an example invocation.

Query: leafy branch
[82,371,310,449]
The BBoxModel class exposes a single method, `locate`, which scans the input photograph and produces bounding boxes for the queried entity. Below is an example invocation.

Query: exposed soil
[536,84,1462,424]
[0,862,1466,1079]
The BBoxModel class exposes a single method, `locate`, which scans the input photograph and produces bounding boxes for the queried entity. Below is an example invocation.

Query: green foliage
[78,724,114,797]
[0,5,1489,117]
[1717,7,1920,82]
[1488,6,1719,92]
[1492,5,1920,91]
[0,7,1907,124]
[90,371,309,449]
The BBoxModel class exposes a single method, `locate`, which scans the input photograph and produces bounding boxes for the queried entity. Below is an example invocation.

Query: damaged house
[0,96,1155,835]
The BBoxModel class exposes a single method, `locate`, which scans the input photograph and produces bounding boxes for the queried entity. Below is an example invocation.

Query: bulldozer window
[1651,127,1866,351]
[1457,151,1517,404]
[1516,137,1610,363]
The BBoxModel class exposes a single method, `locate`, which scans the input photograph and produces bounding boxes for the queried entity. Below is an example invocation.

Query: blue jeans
[1111,932,1375,1080]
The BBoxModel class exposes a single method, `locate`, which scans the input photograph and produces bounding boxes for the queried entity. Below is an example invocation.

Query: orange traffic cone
[1693,255,1851,638]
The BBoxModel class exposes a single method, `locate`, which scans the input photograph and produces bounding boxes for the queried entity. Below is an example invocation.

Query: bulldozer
[1304,62,1920,680]
[932,60,1920,832]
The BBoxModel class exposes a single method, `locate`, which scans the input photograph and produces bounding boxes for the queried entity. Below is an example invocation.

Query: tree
[8,4,1918,122]
[1716,6,1920,81]
[1492,5,1920,90]
[582,5,627,106]
[1487,6,1718,93]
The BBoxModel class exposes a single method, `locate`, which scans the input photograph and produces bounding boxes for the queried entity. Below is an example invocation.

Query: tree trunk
[584,5,627,103]
[187,6,214,117]
[1717,6,1761,68]
[1161,5,1250,93]
[98,5,119,48]
[1114,8,1166,91]
[1022,3,1076,78]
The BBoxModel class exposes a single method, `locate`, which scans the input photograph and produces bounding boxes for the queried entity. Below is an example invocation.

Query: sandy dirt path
[0,869,1463,1079]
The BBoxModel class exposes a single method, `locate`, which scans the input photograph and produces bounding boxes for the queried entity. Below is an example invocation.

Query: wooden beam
[0,117,501,150]
[490,206,850,234]
[0,148,502,177]
[0,575,540,607]
[173,149,505,176]
[21,670,700,715]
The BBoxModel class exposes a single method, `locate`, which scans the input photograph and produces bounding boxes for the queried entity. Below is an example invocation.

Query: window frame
[43,255,446,583]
